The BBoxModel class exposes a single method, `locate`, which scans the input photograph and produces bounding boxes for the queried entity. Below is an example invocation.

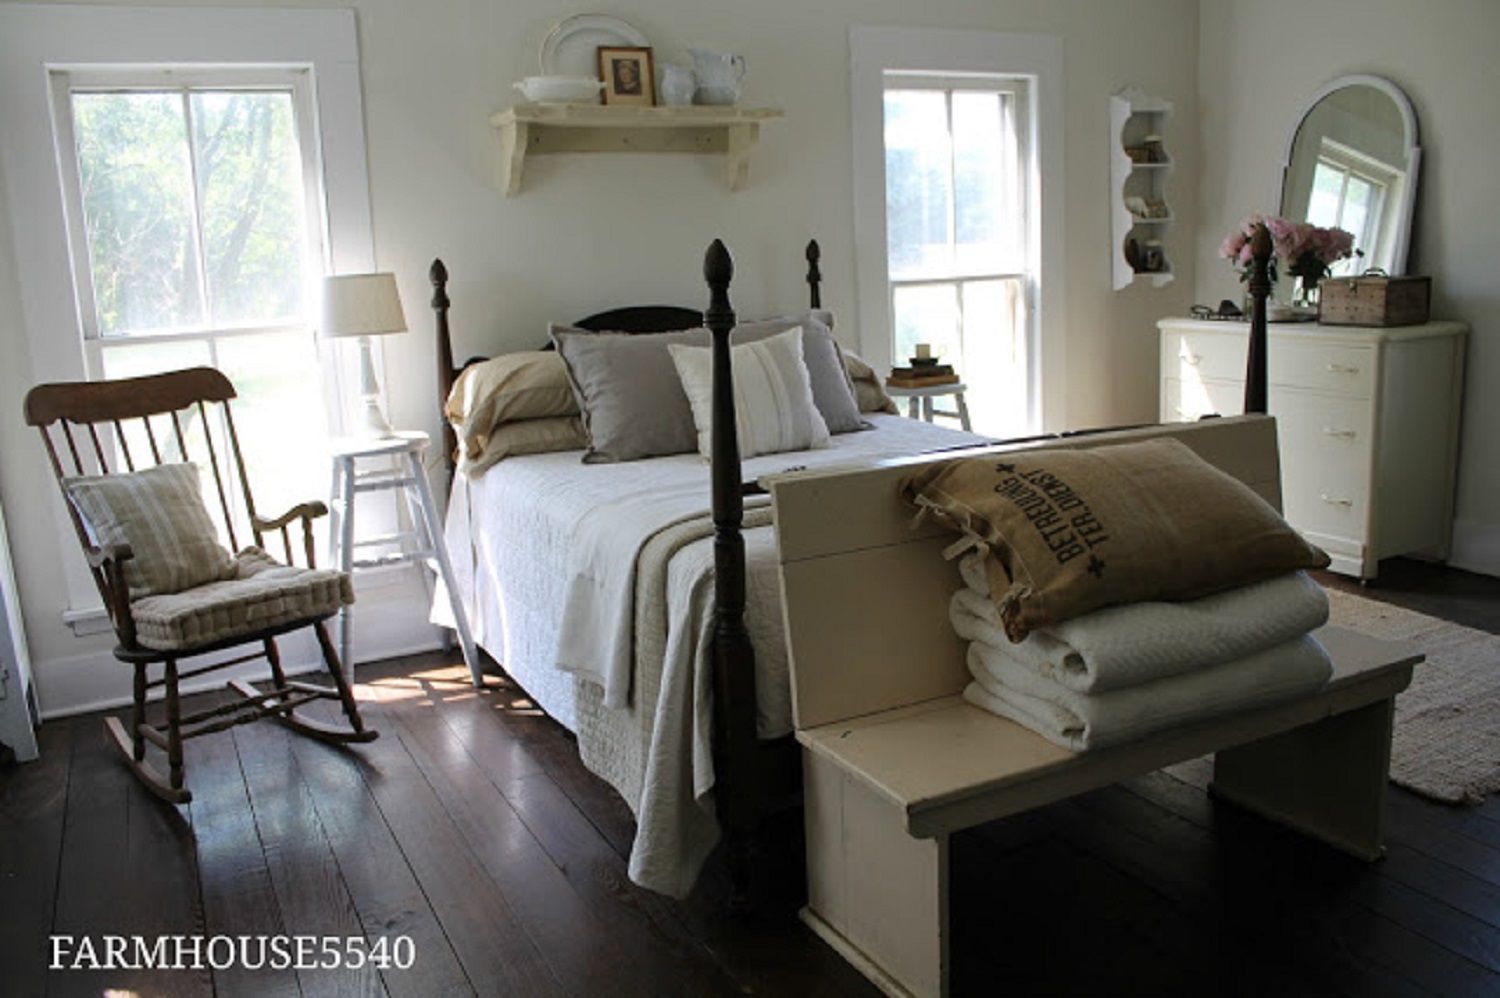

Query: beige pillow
[843,350,898,414]
[668,326,831,459]
[64,463,234,599]
[902,438,1329,641]
[445,352,579,462]
[462,416,588,476]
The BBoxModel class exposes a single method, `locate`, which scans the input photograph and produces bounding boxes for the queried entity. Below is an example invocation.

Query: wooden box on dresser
[1158,318,1467,580]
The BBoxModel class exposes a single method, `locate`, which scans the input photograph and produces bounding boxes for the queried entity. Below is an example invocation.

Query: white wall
[1195,0,1500,576]
[0,0,1200,714]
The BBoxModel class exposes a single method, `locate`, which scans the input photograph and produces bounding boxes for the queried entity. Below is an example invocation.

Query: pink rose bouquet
[1219,214,1358,291]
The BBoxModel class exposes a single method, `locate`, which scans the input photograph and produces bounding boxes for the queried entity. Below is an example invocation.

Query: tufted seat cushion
[131,547,354,651]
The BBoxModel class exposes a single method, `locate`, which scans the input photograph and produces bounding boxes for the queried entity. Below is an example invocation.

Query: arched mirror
[1278,75,1420,275]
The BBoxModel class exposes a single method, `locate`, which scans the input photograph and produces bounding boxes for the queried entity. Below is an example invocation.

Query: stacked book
[886,362,959,389]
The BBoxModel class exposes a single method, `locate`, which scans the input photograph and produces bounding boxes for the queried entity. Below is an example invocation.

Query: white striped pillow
[668,326,831,460]
[65,463,235,599]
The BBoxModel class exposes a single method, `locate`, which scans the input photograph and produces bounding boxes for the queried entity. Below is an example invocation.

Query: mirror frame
[1277,74,1421,275]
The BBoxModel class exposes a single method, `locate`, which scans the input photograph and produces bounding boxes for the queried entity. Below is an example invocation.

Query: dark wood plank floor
[2,557,1497,996]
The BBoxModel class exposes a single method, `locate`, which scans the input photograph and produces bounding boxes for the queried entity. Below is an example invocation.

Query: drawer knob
[1325,363,1360,374]
[1181,353,1201,366]
[1321,427,1357,439]
[1320,493,1354,507]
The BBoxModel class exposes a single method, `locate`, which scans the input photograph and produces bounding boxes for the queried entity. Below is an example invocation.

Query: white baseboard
[1449,517,1500,579]
[35,581,444,720]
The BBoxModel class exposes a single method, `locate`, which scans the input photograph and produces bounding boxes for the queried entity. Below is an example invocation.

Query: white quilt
[436,414,989,893]
[965,633,1334,751]
[950,563,1331,693]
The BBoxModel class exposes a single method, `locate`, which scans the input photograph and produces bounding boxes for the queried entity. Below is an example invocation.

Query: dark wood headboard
[430,239,825,471]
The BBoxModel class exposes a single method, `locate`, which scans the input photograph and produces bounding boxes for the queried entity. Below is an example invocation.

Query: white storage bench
[768,416,1419,998]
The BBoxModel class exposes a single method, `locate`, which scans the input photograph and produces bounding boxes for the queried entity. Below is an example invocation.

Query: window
[882,76,1033,437]
[51,68,332,515]
[1305,137,1396,277]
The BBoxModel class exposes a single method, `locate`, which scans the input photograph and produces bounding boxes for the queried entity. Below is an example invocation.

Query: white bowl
[514,76,603,103]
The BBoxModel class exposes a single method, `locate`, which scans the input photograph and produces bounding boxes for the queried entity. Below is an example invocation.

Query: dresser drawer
[1162,329,1247,384]
[1162,377,1242,422]
[1274,392,1374,540]
[1268,339,1375,398]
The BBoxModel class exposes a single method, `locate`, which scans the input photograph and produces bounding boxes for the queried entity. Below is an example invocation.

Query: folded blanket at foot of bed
[952,558,1330,693]
[962,632,1333,751]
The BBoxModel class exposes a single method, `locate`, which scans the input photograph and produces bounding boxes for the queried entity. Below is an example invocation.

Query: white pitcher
[659,64,696,106]
[689,48,745,105]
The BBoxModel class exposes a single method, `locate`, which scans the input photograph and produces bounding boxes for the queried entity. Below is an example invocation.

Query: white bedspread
[436,414,988,893]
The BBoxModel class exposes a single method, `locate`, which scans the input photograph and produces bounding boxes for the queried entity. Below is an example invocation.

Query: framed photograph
[598,46,655,106]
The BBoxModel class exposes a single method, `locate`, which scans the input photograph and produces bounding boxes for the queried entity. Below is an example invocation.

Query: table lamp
[321,273,407,438]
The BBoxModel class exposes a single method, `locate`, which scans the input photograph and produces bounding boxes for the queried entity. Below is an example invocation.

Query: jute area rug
[1326,588,1500,805]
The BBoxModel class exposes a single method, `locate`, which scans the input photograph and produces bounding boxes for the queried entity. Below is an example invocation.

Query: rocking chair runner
[24,366,376,804]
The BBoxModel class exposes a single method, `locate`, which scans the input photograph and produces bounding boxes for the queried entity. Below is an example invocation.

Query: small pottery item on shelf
[689,47,745,105]
[659,64,696,106]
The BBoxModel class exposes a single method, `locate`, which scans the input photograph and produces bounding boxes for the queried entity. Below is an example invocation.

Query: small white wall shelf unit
[1110,87,1175,290]
[489,104,783,196]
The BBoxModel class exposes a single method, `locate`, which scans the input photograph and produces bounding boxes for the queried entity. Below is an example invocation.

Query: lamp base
[354,394,396,439]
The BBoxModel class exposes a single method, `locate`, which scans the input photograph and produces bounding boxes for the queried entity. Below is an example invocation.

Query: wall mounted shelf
[488,104,784,196]
[1110,87,1175,289]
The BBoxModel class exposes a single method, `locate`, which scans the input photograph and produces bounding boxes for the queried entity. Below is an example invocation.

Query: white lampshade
[321,272,407,338]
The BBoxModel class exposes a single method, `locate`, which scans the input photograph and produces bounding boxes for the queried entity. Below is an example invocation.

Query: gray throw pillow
[551,325,711,463]
[733,311,868,435]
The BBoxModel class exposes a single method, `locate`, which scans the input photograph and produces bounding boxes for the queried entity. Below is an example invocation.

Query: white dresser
[1158,318,1467,579]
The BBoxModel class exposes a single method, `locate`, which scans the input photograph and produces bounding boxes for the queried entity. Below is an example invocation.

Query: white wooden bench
[768,415,1419,998]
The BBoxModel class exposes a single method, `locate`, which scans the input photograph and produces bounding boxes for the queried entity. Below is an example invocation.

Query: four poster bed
[425,228,1277,900]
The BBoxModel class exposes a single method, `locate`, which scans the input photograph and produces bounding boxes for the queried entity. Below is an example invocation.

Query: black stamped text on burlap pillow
[901,437,1329,641]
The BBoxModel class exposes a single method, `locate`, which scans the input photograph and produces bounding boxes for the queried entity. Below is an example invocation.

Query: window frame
[849,26,1066,434]
[1310,136,1397,274]
[881,74,1034,383]
[0,4,376,629]
[50,66,329,348]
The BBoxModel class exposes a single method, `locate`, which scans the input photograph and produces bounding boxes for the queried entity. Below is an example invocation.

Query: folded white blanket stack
[953,554,1334,751]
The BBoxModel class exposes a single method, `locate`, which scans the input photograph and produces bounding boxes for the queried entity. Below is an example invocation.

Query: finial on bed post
[703,238,756,907]
[431,258,458,472]
[805,239,822,309]
[1243,224,1272,414]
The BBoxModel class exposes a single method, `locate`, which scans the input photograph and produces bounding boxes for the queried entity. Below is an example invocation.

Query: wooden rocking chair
[24,367,376,804]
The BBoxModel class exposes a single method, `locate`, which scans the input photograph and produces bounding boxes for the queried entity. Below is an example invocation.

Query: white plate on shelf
[539,14,649,78]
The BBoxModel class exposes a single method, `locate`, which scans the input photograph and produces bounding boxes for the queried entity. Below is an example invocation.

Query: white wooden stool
[328,431,481,686]
[886,383,972,431]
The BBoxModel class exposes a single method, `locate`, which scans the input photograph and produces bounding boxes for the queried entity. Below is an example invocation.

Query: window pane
[214,331,328,516]
[951,92,1021,274]
[72,92,202,334]
[191,91,309,327]
[100,340,215,488]
[892,283,961,368]
[884,90,953,279]
[960,278,1028,438]
[1306,161,1344,228]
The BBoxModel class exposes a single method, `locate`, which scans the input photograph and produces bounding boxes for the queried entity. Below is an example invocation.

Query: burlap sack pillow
[902,437,1329,641]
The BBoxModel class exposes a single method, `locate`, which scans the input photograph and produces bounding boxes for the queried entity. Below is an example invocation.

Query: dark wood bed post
[1243,223,1273,414]
[431,258,458,472]
[805,239,822,309]
[703,239,758,906]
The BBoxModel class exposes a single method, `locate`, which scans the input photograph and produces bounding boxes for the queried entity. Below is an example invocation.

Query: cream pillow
[668,326,830,460]
[842,349,899,414]
[444,352,579,462]
[64,463,234,599]
[462,416,588,476]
